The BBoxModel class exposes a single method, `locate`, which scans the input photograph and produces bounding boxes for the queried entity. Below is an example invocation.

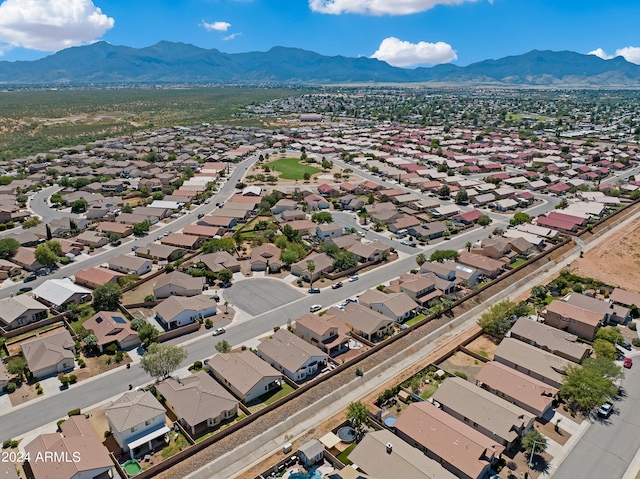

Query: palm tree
[307,261,316,289]
[415,253,427,267]
[465,241,473,252]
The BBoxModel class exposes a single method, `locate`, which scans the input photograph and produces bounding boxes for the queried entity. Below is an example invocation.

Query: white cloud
[588,46,640,64]
[371,37,457,67]
[201,20,231,32]
[0,0,114,52]
[223,32,242,41]
[309,0,478,16]
[588,48,613,60]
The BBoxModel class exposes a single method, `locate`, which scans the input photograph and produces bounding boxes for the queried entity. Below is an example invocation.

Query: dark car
[23,274,37,283]
[620,340,632,351]
[19,286,33,293]
[331,282,343,289]
[212,294,220,302]
[197,213,205,218]
[110,240,122,246]
[308,287,321,294]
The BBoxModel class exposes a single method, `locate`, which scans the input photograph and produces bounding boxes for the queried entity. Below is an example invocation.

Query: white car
[310,304,322,313]
[212,327,225,336]
[349,275,359,282]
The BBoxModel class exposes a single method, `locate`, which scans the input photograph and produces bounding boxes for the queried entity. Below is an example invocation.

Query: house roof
[183,224,224,238]
[258,328,327,373]
[24,416,112,479]
[610,288,640,308]
[74,267,123,287]
[154,271,205,292]
[476,361,558,415]
[544,300,605,328]
[154,294,217,322]
[292,252,333,273]
[161,233,201,248]
[327,303,393,336]
[108,254,152,270]
[83,311,139,348]
[12,246,39,267]
[510,318,591,360]
[200,251,241,272]
[458,251,505,273]
[432,377,534,444]
[208,351,281,396]
[348,429,457,479]
[494,338,571,385]
[358,289,419,317]
[395,402,504,479]
[156,371,238,427]
[0,294,48,326]
[563,293,629,319]
[105,390,165,432]
[250,243,282,266]
[20,330,75,373]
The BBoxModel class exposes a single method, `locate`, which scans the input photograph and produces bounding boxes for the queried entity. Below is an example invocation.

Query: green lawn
[267,158,321,180]
[510,258,527,268]
[404,313,427,327]
[246,383,295,412]
[420,381,440,400]
[337,443,357,465]
[506,114,523,120]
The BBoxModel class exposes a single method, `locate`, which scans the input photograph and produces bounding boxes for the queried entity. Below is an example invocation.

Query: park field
[268,158,321,180]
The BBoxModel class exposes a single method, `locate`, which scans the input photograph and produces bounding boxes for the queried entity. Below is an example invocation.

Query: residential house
[493,338,571,389]
[340,182,365,195]
[208,351,282,403]
[182,224,225,239]
[457,252,505,279]
[153,271,205,299]
[305,193,331,210]
[395,402,504,479]
[108,255,153,276]
[281,219,317,236]
[542,300,605,341]
[105,390,169,458]
[0,295,49,331]
[348,242,391,264]
[563,292,630,325]
[476,361,558,419]
[420,261,482,286]
[291,252,334,282]
[509,318,592,363]
[83,311,141,352]
[279,209,306,222]
[21,330,76,378]
[74,267,123,289]
[348,429,458,479]
[136,244,185,262]
[250,244,282,272]
[24,416,114,479]
[388,215,421,234]
[75,231,109,248]
[609,288,640,309]
[337,194,363,211]
[407,222,448,240]
[156,371,238,436]
[32,278,92,310]
[326,303,394,342]
[358,289,419,322]
[199,251,241,273]
[293,313,350,356]
[257,328,328,383]
[387,273,440,305]
[0,259,22,279]
[316,223,343,240]
[432,377,535,449]
[161,233,205,250]
[154,294,217,329]
[317,184,341,197]
[452,209,485,225]
[197,215,237,229]
[270,199,298,215]
[11,247,42,271]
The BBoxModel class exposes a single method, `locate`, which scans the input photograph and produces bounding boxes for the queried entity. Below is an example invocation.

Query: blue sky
[1,0,640,67]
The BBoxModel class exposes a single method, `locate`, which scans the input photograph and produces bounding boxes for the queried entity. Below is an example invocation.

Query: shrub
[454,371,468,380]
[105,358,112,365]
[59,375,70,387]
[241,345,247,351]
[36,387,43,395]
[78,359,86,368]
[5,382,16,393]
[9,440,18,449]
[144,294,156,302]
[105,343,118,355]
[193,361,203,370]
[2,440,10,449]
[629,322,637,331]
[56,420,66,429]
[633,338,640,348]
[68,408,81,416]
[204,318,213,329]
[115,351,124,362]
[69,375,77,384]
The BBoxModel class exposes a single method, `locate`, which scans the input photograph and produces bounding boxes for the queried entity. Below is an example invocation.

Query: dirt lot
[438,351,485,383]
[465,334,500,360]
[75,351,132,383]
[571,218,640,293]
[8,381,40,407]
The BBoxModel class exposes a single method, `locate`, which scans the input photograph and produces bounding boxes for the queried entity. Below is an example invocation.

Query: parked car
[310,304,322,313]
[110,240,121,246]
[620,340,632,351]
[156,235,163,241]
[349,275,359,282]
[131,245,139,251]
[346,297,357,303]
[198,213,205,218]
[212,294,220,302]
[308,287,321,294]
[598,402,614,418]
[23,274,37,283]
[164,231,170,236]
[212,327,225,336]
[331,282,343,289]
[19,286,33,293]
[624,357,633,369]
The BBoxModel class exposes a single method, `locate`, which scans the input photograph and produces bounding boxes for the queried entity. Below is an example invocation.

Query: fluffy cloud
[223,32,242,41]
[0,0,114,52]
[371,37,457,67]
[589,46,640,64]
[309,0,478,16]
[201,21,231,32]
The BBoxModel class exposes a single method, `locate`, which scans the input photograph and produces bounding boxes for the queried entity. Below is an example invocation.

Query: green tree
[217,269,233,285]
[282,224,302,243]
[556,198,569,210]
[477,215,492,226]
[215,340,232,353]
[415,253,427,267]
[130,317,147,331]
[202,238,236,254]
[465,241,473,252]
[560,363,619,412]
[510,212,532,226]
[281,250,299,266]
[593,339,617,360]
[50,193,64,205]
[333,251,358,271]
[34,243,58,267]
[132,222,150,236]
[595,328,624,345]
[138,323,160,347]
[46,240,62,257]
[84,334,98,349]
[92,283,122,312]
[311,212,333,224]
[531,285,548,301]
[437,185,451,198]
[0,238,20,259]
[521,429,548,456]
[307,260,316,289]
[429,249,460,263]
[118,274,140,289]
[140,344,187,381]
[303,172,311,181]
[477,300,520,335]
[71,199,88,213]
[454,190,468,204]
[6,357,27,380]
[346,401,369,430]
[122,203,133,214]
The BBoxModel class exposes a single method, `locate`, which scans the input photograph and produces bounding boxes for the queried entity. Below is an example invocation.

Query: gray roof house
[153,271,205,299]
[0,295,49,331]
[509,318,592,363]
[20,330,76,378]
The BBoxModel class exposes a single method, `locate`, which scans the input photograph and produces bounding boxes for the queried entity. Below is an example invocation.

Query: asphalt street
[551,359,640,479]
[223,278,304,317]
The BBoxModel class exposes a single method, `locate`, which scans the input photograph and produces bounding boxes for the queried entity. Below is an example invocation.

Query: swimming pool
[288,469,322,479]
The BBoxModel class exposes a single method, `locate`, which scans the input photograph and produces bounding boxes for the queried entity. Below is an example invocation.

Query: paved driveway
[224,278,305,316]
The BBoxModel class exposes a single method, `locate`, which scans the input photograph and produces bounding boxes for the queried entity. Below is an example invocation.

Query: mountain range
[1,41,640,86]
